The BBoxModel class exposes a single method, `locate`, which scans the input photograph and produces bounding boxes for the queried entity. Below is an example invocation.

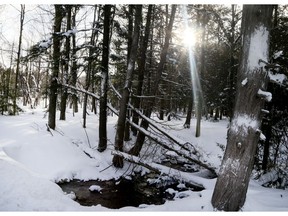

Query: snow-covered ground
[0,105,288,212]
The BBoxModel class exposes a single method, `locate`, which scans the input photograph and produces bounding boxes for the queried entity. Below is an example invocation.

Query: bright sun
[182,28,197,47]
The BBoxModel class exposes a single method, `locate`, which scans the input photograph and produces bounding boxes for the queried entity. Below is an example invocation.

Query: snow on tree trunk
[211,5,274,211]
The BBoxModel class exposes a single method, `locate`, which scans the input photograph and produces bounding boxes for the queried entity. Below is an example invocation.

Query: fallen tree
[111,150,205,191]
[61,83,217,175]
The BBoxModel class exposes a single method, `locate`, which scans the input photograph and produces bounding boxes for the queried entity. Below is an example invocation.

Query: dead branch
[128,119,217,176]
[62,83,217,175]
[111,150,205,190]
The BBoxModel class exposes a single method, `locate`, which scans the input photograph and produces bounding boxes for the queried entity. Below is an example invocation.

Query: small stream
[58,173,204,209]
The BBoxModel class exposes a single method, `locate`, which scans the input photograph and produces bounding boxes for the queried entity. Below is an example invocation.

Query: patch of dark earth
[57,172,204,209]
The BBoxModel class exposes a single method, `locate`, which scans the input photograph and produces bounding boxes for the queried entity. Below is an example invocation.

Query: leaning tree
[211,5,274,211]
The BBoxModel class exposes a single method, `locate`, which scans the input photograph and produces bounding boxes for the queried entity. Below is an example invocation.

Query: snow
[247,25,269,71]
[269,72,287,85]
[62,27,78,37]
[258,89,272,102]
[241,78,248,86]
[0,105,288,211]
[273,50,283,59]
[230,114,259,136]
[39,39,52,50]
[89,185,102,193]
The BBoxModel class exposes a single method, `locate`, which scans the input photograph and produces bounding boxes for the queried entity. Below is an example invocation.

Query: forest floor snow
[0,106,288,212]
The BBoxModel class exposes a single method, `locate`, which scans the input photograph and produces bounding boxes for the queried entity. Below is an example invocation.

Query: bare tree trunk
[48,5,64,130]
[131,5,153,136]
[71,7,78,114]
[60,5,72,121]
[211,5,274,211]
[98,5,112,152]
[112,5,142,167]
[184,95,193,128]
[13,5,25,115]
[83,6,98,128]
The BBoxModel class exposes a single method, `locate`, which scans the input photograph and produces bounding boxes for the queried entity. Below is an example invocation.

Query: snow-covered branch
[257,89,272,102]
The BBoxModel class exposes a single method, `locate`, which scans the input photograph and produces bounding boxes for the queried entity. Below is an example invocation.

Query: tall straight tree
[13,5,25,115]
[131,5,153,136]
[98,5,112,152]
[112,5,142,167]
[211,5,274,211]
[60,5,72,121]
[48,5,64,130]
[83,5,98,128]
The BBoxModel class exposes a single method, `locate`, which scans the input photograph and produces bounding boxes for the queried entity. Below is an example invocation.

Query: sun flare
[182,28,197,47]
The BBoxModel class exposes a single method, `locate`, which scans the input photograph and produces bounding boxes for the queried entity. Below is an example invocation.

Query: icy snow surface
[0,105,288,211]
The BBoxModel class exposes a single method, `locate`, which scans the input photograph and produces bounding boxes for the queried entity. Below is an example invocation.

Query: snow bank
[0,151,81,211]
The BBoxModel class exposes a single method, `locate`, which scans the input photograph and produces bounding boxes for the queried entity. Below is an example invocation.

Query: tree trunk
[184,96,193,128]
[131,5,153,136]
[71,7,78,114]
[211,5,274,211]
[48,5,64,130]
[13,5,25,115]
[98,5,112,152]
[112,5,142,167]
[60,5,72,121]
[83,7,98,128]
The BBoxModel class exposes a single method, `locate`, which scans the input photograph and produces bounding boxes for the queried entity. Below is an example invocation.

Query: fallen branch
[128,119,217,176]
[111,150,205,190]
[62,83,216,175]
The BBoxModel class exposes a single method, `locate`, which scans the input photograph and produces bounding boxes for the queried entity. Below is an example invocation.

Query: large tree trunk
[211,5,274,211]
[112,5,142,167]
[98,5,112,152]
[48,5,64,130]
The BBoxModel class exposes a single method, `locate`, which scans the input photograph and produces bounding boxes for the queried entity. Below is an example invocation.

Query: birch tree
[211,5,274,211]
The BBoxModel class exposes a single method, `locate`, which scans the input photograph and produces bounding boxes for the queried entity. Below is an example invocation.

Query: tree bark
[13,5,25,115]
[60,5,72,121]
[184,95,193,128]
[131,5,153,136]
[113,5,142,167]
[48,5,64,130]
[83,6,98,128]
[71,7,78,114]
[98,5,112,152]
[211,5,274,211]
